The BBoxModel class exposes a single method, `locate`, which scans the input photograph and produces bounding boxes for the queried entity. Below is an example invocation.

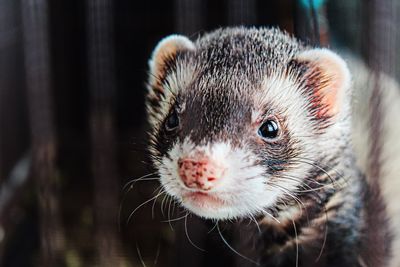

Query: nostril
[207,177,216,182]
[178,160,183,167]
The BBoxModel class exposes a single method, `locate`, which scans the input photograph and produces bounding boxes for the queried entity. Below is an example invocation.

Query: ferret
[145,27,400,267]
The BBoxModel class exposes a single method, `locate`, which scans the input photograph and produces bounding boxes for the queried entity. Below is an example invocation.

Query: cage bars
[86,0,125,266]
[20,0,65,266]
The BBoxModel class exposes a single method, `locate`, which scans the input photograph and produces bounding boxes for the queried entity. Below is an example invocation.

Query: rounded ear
[294,48,351,120]
[148,35,195,99]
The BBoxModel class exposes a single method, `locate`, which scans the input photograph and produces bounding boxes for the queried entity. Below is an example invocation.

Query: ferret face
[146,28,351,220]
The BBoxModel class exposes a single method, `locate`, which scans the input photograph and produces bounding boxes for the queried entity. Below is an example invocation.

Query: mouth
[182,191,226,209]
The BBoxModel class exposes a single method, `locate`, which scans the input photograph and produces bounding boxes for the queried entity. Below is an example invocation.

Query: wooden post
[20,0,65,266]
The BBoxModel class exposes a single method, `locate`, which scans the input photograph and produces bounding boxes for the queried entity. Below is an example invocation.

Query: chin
[181,202,239,220]
[179,191,236,219]
[179,191,268,220]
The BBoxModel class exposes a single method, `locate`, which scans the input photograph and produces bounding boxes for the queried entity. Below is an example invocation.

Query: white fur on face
[156,136,306,220]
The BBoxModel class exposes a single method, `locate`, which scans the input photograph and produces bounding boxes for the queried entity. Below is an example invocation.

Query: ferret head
[146,27,351,220]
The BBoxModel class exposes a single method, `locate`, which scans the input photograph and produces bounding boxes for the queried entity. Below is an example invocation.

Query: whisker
[118,190,130,232]
[239,161,260,170]
[244,174,263,181]
[273,181,330,262]
[136,242,148,267]
[315,203,329,262]
[161,213,188,223]
[122,171,159,192]
[278,175,335,193]
[291,159,337,186]
[292,220,299,267]
[291,156,350,188]
[250,214,262,234]
[275,194,301,267]
[119,180,160,231]
[207,221,218,234]
[127,190,165,225]
[171,198,177,216]
[261,209,281,224]
[160,194,168,217]
[269,184,309,223]
[217,223,259,266]
[151,186,165,219]
[270,184,306,212]
[278,173,326,187]
[154,241,161,265]
[184,214,206,251]
[167,196,174,231]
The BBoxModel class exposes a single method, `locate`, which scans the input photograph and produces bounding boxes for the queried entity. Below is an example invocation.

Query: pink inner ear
[298,49,350,119]
[312,73,340,118]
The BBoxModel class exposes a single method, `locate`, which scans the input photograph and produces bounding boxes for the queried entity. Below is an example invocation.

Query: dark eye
[258,119,280,139]
[165,109,179,131]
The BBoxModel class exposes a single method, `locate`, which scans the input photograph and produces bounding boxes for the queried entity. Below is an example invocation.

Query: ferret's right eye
[165,109,179,131]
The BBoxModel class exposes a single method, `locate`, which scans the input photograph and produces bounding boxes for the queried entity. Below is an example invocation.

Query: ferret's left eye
[258,119,280,139]
[165,109,179,131]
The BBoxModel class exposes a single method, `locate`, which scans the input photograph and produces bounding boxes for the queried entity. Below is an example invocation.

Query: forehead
[179,85,252,143]
[176,28,302,99]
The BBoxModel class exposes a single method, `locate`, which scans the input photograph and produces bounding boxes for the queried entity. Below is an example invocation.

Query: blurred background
[0,0,398,266]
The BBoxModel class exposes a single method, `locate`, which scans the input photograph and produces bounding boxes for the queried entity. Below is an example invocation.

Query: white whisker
[154,241,161,265]
[292,220,299,267]
[167,196,174,231]
[250,214,262,234]
[261,209,281,224]
[136,242,148,267]
[217,223,259,266]
[315,205,329,262]
[127,191,165,225]
[161,213,187,223]
[123,171,158,192]
[184,214,205,251]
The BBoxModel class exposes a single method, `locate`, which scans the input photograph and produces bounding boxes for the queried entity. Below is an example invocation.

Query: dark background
[0,0,398,266]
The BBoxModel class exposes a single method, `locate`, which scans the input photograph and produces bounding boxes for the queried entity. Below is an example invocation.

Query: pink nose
[178,158,221,190]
